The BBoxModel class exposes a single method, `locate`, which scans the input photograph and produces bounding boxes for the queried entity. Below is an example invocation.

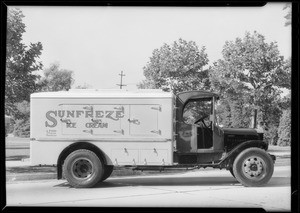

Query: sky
[14,3,291,90]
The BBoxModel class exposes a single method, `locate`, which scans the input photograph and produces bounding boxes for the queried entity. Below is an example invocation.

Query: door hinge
[151,106,162,111]
[83,105,93,111]
[114,106,124,111]
[151,130,161,135]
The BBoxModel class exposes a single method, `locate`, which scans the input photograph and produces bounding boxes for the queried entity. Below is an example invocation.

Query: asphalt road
[6,165,290,210]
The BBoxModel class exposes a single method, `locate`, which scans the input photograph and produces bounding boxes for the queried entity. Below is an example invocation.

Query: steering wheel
[194,115,209,125]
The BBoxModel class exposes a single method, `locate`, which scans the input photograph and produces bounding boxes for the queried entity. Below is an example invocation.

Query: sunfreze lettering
[45,108,124,127]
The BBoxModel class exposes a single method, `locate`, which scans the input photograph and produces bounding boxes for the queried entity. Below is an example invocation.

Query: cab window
[183,99,212,126]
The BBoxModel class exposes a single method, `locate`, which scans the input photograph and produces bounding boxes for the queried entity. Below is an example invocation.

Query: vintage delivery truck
[30,89,275,188]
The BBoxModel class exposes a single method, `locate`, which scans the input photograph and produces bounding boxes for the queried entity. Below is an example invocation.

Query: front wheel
[229,167,235,178]
[233,147,274,187]
[63,149,104,188]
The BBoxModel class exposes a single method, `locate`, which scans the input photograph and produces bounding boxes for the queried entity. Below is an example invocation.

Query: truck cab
[173,90,275,187]
[174,90,223,164]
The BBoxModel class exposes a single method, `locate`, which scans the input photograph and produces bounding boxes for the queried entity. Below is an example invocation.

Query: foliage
[6,8,43,116]
[37,63,74,91]
[5,116,14,136]
[10,100,30,137]
[277,109,291,146]
[210,31,289,133]
[216,98,252,128]
[278,92,291,111]
[14,100,30,120]
[283,3,291,27]
[138,38,210,94]
[13,119,30,138]
[264,125,279,145]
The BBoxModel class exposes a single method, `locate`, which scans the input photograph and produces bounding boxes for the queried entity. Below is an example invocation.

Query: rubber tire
[101,165,114,181]
[63,149,104,188]
[233,147,274,187]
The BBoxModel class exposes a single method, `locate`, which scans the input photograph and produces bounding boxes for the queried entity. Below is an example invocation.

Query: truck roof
[31,89,174,99]
[176,90,219,104]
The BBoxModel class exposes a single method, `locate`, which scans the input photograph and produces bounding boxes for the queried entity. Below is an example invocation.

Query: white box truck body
[30,89,174,167]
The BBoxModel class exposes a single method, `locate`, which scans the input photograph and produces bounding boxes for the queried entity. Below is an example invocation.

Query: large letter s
[45,111,57,127]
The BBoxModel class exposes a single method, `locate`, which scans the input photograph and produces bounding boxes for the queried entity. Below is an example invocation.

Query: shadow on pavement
[54,175,290,189]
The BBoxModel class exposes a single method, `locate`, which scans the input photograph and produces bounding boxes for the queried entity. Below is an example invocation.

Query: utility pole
[117,71,126,89]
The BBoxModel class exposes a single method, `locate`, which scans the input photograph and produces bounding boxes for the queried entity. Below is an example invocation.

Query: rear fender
[219,140,268,169]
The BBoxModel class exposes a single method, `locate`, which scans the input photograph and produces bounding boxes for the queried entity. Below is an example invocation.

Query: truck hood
[222,128,258,136]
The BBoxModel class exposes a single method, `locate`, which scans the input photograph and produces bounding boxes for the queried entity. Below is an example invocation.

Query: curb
[6,173,56,182]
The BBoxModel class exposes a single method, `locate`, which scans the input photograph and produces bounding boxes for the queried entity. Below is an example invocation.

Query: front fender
[219,140,268,168]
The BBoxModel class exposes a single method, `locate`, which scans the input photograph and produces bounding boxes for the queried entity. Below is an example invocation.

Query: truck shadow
[55,175,290,188]
[101,176,290,188]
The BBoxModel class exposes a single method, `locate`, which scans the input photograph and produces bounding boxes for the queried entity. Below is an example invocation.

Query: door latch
[83,129,93,134]
[113,129,124,134]
[128,118,140,125]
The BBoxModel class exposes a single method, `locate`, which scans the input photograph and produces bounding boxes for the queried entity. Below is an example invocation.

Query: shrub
[13,119,30,138]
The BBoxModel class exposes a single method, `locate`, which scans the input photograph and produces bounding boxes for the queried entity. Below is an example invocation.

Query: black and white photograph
[4,2,294,211]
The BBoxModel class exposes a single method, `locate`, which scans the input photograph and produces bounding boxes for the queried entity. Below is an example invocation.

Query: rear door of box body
[129,105,161,137]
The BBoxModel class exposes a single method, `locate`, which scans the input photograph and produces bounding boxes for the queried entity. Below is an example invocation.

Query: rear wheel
[233,147,274,187]
[63,149,104,188]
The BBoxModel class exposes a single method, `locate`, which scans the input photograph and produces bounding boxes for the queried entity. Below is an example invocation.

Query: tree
[283,3,291,27]
[6,8,43,116]
[38,63,74,91]
[12,101,30,137]
[138,38,210,94]
[277,109,291,146]
[210,31,289,142]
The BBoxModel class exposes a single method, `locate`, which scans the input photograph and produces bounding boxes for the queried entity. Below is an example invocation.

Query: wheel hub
[72,158,93,179]
[243,156,264,178]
